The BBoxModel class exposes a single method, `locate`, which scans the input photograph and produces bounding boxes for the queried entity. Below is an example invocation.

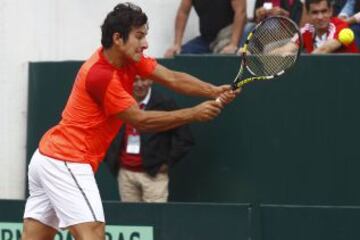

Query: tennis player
[21,3,238,240]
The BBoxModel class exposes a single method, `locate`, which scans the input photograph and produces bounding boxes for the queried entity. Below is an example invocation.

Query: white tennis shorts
[23,149,105,229]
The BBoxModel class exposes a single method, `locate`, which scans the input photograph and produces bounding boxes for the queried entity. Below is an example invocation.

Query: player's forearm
[118,100,222,133]
[164,71,218,98]
[150,65,222,99]
[133,108,196,132]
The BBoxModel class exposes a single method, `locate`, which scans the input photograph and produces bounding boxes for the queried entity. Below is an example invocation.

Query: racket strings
[246,17,300,76]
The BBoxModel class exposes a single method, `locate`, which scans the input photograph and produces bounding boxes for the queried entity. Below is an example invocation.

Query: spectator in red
[301,0,359,53]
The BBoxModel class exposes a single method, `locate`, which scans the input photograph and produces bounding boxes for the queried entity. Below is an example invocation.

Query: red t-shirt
[301,17,359,53]
[39,48,157,172]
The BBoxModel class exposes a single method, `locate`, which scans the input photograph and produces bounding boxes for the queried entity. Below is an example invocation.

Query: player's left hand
[216,88,241,105]
[212,84,232,98]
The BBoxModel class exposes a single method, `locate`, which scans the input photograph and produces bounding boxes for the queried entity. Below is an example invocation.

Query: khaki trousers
[118,168,169,202]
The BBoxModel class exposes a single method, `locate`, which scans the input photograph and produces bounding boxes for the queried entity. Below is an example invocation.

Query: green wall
[27,55,360,205]
[260,204,360,240]
[3,200,360,240]
[165,55,360,205]
[0,200,250,240]
[25,54,360,240]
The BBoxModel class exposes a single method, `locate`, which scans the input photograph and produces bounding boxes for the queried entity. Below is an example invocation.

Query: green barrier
[0,200,250,240]
[260,204,360,240]
[4,200,360,240]
[27,55,360,205]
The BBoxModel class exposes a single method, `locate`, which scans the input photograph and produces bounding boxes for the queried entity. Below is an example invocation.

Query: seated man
[238,0,359,56]
[301,0,359,53]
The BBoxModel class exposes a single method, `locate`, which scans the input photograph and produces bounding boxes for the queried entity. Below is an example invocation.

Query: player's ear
[113,32,124,46]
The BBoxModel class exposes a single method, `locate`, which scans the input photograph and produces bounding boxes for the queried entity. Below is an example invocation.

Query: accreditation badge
[126,135,140,154]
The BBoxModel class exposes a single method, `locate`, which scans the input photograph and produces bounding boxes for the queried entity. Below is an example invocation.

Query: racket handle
[231,82,238,90]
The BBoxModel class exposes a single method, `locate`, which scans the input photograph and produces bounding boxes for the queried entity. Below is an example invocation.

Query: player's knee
[21,233,41,240]
[93,222,105,239]
[22,219,57,240]
[70,222,105,240]
[22,232,55,240]
[21,232,29,240]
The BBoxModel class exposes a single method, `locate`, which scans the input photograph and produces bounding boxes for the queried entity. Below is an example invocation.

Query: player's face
[121,25,149,62]
[133,76,152,101]
[308,1,332,32]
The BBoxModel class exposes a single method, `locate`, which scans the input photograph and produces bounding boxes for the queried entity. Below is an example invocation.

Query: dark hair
[101,2,148,48]
[305,0,332,11]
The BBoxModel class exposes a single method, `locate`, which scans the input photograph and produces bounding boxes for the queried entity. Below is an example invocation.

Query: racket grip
[231,82,237,90]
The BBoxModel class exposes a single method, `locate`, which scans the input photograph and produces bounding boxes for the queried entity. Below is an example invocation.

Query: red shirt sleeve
[103,74,136,116]
[134,55,158,78]
[86,65,136,116]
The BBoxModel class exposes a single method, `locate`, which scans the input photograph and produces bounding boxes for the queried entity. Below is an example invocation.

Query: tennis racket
[231,15,302,90]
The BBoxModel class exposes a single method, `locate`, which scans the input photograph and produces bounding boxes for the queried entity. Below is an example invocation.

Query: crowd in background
[164,0,360,56]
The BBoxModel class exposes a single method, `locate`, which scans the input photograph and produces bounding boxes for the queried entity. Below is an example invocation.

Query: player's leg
[118,168,142,202]
[22,218,57,240]
[39,157,105,238]
[141,172,169,202]
[68,222,105,240]
[22,150,60,239]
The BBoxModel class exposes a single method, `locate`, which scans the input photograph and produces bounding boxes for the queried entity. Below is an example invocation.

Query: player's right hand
[193,100,223,122]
